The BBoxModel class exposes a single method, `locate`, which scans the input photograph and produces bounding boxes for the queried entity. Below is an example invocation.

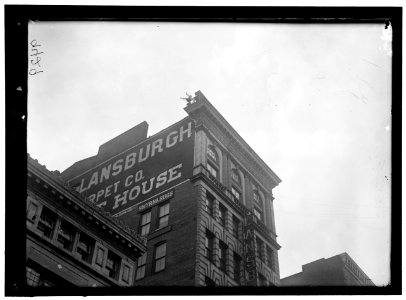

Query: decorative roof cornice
[27,154,147,253]
[185,91,282,190]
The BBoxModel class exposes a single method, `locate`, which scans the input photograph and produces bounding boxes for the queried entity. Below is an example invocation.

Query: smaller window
[106,251,121,280]
[207,146,218,163]
[57,220,76,251]
[26,266,41,287]
[158,203,170,229]
[37,207,57,238]
[205,192,214,216]
[231,169,241,186]
[231,216,240,238]
[26,201,39,222]
[207,163,218,178]
[218,204,226,227]
[259,273,268,286]
[154,242,167,273]
[253,207,263,222]
[231,187,241,201]
[219,241,228,272]
[140,211,151,236]
[204,230,215,262]
[76,232,94,263]
[135,253,147,280]
[205,276,216,286]
[233,253,242,282]
[266,247,276,271]
[255,237,265,261]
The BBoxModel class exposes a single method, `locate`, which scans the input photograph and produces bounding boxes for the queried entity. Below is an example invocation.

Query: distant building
[280,253,375,286]
[27,155,147,287]
[59,90,282,286]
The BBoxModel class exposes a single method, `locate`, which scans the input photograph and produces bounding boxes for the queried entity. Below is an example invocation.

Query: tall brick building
[59,90,282,286]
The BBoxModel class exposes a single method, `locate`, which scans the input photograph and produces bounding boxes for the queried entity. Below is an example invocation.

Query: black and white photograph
[4,4,401,296]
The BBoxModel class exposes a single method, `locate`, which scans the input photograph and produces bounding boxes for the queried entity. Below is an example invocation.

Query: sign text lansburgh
[69,118,195,216]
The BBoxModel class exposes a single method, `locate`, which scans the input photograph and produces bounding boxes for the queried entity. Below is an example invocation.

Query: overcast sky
[28,22,391,286]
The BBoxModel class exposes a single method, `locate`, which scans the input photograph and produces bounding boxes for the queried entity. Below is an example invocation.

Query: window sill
[148,225,172,240]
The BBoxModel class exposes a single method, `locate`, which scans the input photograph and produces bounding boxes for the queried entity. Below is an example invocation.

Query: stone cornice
[27,154,147,254]
[185,91,281,192]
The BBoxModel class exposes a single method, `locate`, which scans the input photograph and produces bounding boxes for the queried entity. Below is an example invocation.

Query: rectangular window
[259,273,268,286]
[135,253,147,280]
[205,192,214,216]
[207,147,217,162]
[140,211,151,236]
[158,203,170,229]
[218,204,226,226]
[26,266,41,287]
[231,216,240,238]
[253,207,263,221]
[231,187,240,201]
[233,253,241,282]
[76,232,94,263]
[207,163,217,178]
[204,230,214,262]
[154,242,167,273]
[255,237,265,261]
[27,201,39,222]
[219,241,227,272]
[106,251,121,280]
[267,247,276,271]
[205,276,216,286]
[37,207,57,238]
[56,220,76,251]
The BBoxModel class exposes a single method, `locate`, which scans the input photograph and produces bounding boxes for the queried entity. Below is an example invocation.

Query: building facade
[27,155,147,287]
[58,90,282,287]
[280,253,375,286]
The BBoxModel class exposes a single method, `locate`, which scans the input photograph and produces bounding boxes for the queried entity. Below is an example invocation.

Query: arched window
[206,145,219,179]
[253,190,264,222]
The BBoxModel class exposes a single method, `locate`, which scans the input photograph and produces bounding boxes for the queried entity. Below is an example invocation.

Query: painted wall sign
[68,118,195,216]
[244,213,258,286]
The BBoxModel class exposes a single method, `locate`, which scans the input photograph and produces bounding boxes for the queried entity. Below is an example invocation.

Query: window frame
[105,250,121,280]
[37,206,57,239]
[218,203,227,227]
[204,230,215,262]
[205,192,214,216]
[154,242,167,273]
[135,253,147,280]
[219,241,228,272]
[140,211,152,236]
[157,202,170,229]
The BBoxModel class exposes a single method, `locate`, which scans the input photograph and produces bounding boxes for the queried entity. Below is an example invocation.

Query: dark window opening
[135,253,147,280]
[106,251,121,280]
[204,230,215,262]
[158,202,170,229]
[76,232,94,263]
[37,207,57,238]
[56,220,75,251]
[140,211,151,236]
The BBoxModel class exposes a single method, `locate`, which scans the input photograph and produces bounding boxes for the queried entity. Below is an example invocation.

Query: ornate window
[231,169,241,186]
[205,192,215,216]
[204,230,215,262]
[206,145,219,179]
[219,241,228,272]
[231,187,241,201]
[207,145,218,163]
[233,253,242,282]
[218,204,227,226]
